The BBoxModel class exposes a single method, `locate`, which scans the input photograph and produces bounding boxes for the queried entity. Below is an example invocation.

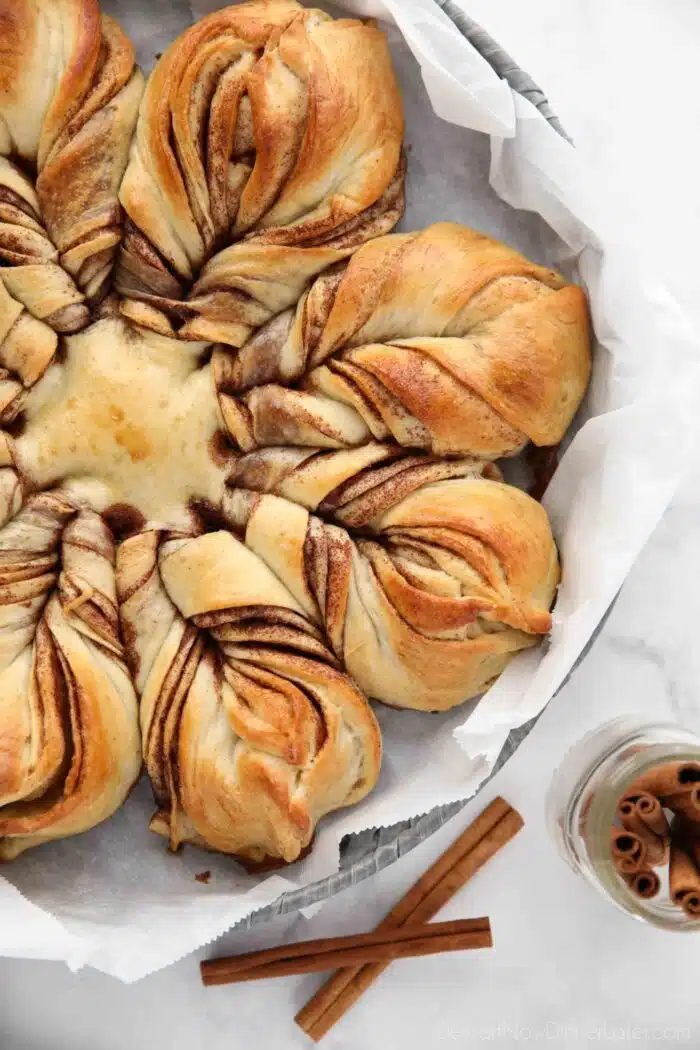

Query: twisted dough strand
[0,493,141,860]
[220,453,559,711]
[0,1,143,303]
[117,526,380,866]
[116,1,405,343]
[214,223,592,457]
[0,0,143,420]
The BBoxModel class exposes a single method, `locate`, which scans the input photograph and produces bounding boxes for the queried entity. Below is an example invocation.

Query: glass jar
[546,716,700,930]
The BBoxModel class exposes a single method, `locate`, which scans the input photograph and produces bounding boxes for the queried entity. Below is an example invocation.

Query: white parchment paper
[1,0,698,981]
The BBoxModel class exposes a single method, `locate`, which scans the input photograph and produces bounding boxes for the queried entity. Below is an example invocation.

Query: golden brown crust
[116,1,405,336]
[220,468,559,713]
[116,527,381,865]
[0,493,141,860]
[37,16,144,302]
[0,2,143,306]
[0,0,101,166]
[213,223,592,457]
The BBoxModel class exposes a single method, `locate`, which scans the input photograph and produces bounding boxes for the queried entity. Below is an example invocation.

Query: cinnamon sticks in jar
[615,792,669,867]
[610,760,700,914]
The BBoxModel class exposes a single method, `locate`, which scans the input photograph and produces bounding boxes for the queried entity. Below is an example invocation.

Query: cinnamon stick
[295,797,523,1042]
[621,869,660,900]
[615,796,669,866]
[201,918,492,986]
[609,828,646,874]
[682,824,700,871]
[664,787,700,824]
[628,762,700,799]
[629,792,670,838]
[680,895,700,918]
[669,840,700,906]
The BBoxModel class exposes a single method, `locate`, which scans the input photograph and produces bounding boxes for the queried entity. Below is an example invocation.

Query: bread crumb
[195,870,211,884]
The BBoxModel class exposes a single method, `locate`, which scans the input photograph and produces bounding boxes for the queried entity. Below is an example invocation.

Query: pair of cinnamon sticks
[610,760,700,916]
[201,797,524,1041]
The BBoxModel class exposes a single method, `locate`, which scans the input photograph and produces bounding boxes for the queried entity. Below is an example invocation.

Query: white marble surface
[3,2,700,1047]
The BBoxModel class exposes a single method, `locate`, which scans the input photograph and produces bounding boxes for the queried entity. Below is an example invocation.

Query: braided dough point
[215,223,592,458]
[221,462,559,713]
[0,494,141,860]
[0,1,144,304]
[116,1,405,340]
[117,528,381,867]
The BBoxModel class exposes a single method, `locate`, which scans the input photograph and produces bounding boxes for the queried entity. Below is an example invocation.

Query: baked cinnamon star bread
[0,0,590,866]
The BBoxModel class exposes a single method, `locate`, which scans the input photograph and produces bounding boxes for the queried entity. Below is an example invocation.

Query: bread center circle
[16,317,233,526]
